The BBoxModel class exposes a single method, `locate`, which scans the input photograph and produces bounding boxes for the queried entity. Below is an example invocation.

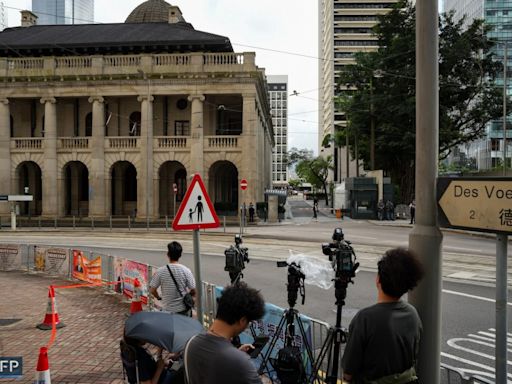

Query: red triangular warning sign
[172,174,220,230]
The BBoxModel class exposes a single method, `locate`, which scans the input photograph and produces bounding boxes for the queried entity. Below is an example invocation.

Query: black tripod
[258,263,314,384]
[229,271,244,285]
[311,239,358,384]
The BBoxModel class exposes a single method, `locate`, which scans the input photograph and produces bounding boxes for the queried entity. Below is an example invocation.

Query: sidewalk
[0,271,125,383]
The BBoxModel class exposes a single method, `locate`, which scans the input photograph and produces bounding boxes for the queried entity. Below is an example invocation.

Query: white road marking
[444,246,485,253]
[488,328,512,337]
[443,289,512,306]
[447,338,512,360]
[441,352,512,379]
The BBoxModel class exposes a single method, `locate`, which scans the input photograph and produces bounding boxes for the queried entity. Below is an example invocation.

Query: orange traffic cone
[37,286,65,330]
[130,278,143,314]
[34,347,51,384]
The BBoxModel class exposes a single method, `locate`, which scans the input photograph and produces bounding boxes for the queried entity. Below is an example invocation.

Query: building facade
[444,0,512,170]
[267,75,288,188]
[318,0,398,182]
[32,0,94,24]
[0,2,7,31]
[0,1,273,219]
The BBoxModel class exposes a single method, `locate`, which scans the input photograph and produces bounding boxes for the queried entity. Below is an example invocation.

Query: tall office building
[0,2,7,31]
[318,0,399,183]
[444,0,512,170]
[32,0,94,25]
[268,75,288,188]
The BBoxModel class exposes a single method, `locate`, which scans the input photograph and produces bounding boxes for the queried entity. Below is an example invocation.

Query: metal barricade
[441,363,495,384]
[202,281,218,328]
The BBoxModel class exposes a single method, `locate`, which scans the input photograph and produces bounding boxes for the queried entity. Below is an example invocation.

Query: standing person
[342,248,424,384]
[248,202,255,223]
[377,199,385,221]
[184,282,265,384]
[150,242,196,316]
[409,199,416,224]
[385,200,395,221]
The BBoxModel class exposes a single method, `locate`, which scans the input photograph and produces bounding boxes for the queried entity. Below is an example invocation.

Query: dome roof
[126,0,173,23]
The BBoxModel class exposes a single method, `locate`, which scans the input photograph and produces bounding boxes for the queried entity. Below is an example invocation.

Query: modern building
[0,0,273,219]
[444,0,512,170]
[267,75,288,188]
[318,0,399,183]
[32,0,94,25]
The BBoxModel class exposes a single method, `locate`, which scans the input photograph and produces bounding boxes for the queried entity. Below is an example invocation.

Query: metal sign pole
[495,233,508,384]
[193,229,203,325]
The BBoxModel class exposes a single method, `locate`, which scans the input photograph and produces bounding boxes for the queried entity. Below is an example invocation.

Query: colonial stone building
[0,0,273,219]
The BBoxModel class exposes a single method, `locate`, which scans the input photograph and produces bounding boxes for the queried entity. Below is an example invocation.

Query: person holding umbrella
[120,335,169,384]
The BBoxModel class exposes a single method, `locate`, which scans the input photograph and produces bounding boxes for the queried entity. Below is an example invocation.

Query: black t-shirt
[341,301,422,383]
[186,333,262,384]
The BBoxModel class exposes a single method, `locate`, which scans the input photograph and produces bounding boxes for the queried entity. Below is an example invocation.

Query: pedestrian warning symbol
[172,174,220,230]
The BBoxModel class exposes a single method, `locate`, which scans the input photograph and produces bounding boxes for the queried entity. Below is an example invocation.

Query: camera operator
[184,282,265,384]
[341,248,424,384]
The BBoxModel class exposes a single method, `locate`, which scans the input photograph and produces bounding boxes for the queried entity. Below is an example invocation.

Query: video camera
[224,234,249,284]
[321,228,359,305]
[277,261,306,308]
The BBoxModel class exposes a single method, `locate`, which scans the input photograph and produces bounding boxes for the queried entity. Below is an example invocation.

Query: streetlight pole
[370,77,375,171]
[503,42,508,176]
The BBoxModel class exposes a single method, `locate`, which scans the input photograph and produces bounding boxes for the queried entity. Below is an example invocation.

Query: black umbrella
[125,311,205,352]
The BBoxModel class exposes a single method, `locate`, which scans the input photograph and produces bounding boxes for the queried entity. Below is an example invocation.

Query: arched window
[129,112,141,136]
[85,112,92,137]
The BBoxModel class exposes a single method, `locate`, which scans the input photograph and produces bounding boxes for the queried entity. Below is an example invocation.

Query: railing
[12,138,43,150]
[156,136,188,149]
[440,363,495,383]
[108,137,138,149]
[7,58,44,70]
[59,137,89,149]
[206,136,239,149]
[104,55,141,67]
[153,54,190,66]
[204,53,244,65]
[56,57,92,68]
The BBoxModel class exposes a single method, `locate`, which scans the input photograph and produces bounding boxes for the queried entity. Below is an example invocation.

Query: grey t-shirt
[186,333,262,384]
[342,301,422,383]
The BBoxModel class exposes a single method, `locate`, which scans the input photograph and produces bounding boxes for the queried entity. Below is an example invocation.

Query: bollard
[223,216,226,233]
[109,216,112,231]
[107,255,114,293]
[73,216,76,229]
[91,216,94,230]
[38,217,41,230]
[146,216,149,231]
[165,216,169,231]
[54,217,57,229]
[128,216,131,231]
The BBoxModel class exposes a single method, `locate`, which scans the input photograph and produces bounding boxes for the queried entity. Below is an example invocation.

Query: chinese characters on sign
[499,209,512,227]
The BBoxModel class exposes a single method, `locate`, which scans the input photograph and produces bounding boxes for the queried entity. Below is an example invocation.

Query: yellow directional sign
[437,177,512,234]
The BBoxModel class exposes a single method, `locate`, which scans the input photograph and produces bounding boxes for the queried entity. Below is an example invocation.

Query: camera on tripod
[277,261,306,307]
[321,227,358,277]
[224,234,249,284]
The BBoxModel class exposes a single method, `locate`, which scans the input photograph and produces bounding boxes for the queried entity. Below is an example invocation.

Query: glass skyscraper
[445,0,512,170]
[32,0,94,25]
[268,75,289,187]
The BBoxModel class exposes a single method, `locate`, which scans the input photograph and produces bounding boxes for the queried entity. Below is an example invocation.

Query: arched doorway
[63,161,89,216]
[16,161,42,216]
[158,161,186,217]
[111,161,137,216]
[208,161,238,216]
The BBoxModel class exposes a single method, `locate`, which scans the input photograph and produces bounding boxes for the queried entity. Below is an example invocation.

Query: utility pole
[408,1,443,384]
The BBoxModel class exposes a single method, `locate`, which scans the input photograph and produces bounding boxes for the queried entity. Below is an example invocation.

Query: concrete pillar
[0,99,11,215]
[241,94,258,204]
[188,94,205,177]
[41,97,58,217]
[137,94,154,219]
[268,195,278,223]
[88,96,106,217]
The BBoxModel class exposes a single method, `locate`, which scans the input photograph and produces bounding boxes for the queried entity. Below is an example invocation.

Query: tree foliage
[295,156,333,205]
[336,0,506,202]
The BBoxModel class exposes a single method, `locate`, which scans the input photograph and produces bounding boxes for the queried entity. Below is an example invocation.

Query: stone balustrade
[107,137,139,150]
[155,136,188,149]
[59,137,90,150]
[0,52,256,79]
[11,138,43,151]
[206,136,239,149]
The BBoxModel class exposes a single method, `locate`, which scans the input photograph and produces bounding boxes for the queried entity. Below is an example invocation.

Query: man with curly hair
[342,248,425,384]
[184,282,265,384]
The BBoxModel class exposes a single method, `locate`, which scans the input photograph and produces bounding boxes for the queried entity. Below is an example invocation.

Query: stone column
[0,99,11,215]
[188,94,205,177]
[241,94,258,205]
[137,95,154,219]
[88,96,106,217]
[41,97,58,217]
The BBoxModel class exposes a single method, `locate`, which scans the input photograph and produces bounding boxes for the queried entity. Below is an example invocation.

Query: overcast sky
[4,0,320,154]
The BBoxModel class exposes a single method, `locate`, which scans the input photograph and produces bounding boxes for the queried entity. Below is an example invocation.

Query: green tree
[336,0,506,203]
[295,156,333,205]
